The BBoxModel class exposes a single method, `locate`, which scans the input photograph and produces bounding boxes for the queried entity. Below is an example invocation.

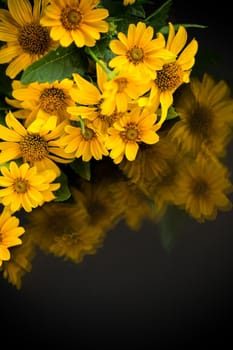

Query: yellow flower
[93,110,123,134]
[68,65,146,124]
[67,69,128,133]
[101,69,151,116]
[174,154,233,222]
[109,21,175,80]
[105,106,160,164]
[60,120,109,162]
[0,0,57,79]
[40,0,109,48]
[0,112,74,176]
[0,161,60,213]
[142,22,198,125]
[0,206,25,267]
[7,78,76,127]
[169,73,233,157]
[67,68,105,121]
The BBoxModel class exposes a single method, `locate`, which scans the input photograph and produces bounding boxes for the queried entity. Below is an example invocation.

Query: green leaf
[102,0,146,34]
[145,0,173,31]
[70,158,91,181]
[89,36,114,64]
[159,23,207,35]
[166,105,179,120]
[20,44,88,84]
[54,171,71,202]
[124,4,145,19]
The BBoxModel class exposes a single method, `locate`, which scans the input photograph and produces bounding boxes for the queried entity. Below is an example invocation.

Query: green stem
[79,116,85,135]
[86,47,117,80]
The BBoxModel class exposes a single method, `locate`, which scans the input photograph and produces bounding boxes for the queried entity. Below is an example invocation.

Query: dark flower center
[40,87,67,114]
[127,46,144,64]
[13,179,29,193]
[83,127,95,140]
[18,23,51,55]
[121,123,139,141]
[156,62,183,92]
[19,134,49,162]
[61,6,82,31]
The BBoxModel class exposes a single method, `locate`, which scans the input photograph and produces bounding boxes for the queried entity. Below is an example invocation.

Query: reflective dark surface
[1,1,233,347]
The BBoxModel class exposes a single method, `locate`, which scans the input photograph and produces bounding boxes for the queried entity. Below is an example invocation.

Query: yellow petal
[170,25,187,55]
[0,45,19,64]
[0,246,10,261]
[8,0,33,26]
[125,142,138,161]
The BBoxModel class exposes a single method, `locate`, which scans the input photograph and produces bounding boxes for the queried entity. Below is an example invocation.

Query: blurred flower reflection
[1,73,233,289]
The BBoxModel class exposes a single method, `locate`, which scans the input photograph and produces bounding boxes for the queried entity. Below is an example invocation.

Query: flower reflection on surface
[1,73,233,289]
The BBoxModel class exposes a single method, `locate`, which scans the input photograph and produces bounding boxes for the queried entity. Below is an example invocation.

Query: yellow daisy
[67,69,125,134]
[142,22,198,125]
[0,112,74,176]
[67,68,105,121]
[109,21,176,80]
[100,69,151,116]
[0,206,25,267]
[169,73,233,157]
[93,110,123,134]
[68,65,142,125]
[174,154,233,222]
[105,106,160,164]
[0,0,57,79]
[40,0,109,48]
[60,120,109,162]
[7,78,77,127]
[0,161,60,213]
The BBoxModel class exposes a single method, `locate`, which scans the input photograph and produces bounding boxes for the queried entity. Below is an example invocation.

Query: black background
[1,1,233,347]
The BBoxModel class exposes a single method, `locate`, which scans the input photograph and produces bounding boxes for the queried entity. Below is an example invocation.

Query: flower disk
[109,21,175,80]
[0,161,60,213]
[105,106,160,164]
[40,0,109,47]
[0,0,57,78]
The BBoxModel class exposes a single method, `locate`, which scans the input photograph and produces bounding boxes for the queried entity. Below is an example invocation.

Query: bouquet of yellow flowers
[0,0,233,288]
